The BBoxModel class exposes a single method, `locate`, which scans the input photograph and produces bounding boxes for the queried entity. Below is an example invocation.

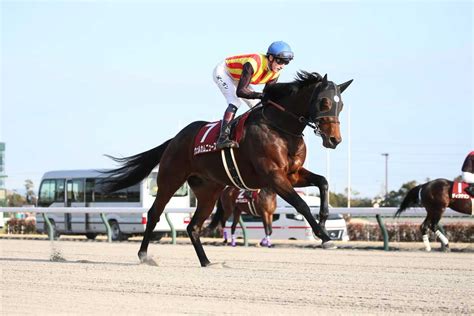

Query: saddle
[193,112,251,156]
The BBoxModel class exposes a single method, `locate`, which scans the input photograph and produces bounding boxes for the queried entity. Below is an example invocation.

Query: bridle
[263,81,341,137]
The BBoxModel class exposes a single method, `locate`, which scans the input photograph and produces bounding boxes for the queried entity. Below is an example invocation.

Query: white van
[35,169,194,240]
[224,191,349,241]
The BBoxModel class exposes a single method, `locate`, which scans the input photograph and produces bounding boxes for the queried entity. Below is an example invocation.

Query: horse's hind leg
[420,217,431,251]
[230,209,241,247]
[187,178,224,267]
[427,207,449,251]
[138,172,187,264]
[260,212,273,247]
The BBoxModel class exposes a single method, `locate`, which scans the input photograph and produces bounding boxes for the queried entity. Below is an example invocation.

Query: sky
[1,0,472,198]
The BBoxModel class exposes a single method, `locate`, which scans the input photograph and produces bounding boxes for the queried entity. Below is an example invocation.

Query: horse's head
[309,74,353,149]
[263,71,353,149]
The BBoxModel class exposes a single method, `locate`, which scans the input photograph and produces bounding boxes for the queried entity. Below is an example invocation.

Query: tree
[329,188,373,207]
[378,180,419,207]
[24,179,37,205]
[7,191,26,207]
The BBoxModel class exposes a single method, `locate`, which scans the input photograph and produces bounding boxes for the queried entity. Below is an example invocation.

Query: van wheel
[85,233,97,240]
[109,220,127,241]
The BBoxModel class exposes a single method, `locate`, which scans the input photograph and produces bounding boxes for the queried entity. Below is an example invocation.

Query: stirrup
[216,138,239,149]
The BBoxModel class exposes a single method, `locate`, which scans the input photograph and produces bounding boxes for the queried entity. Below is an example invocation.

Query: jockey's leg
[466,183,474,196]
[462,172,474,195]
[242,98,260,109]
[213,61,241,149]
[216,104,239,149]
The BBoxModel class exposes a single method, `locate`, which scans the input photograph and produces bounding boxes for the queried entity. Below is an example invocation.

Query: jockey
[213,41,294,149]
[461,151,474,195]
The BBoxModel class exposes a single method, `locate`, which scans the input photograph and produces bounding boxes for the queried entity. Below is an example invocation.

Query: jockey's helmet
[267,41,294,60]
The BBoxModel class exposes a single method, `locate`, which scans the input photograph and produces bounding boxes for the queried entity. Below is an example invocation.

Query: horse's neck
[260,103,307,137]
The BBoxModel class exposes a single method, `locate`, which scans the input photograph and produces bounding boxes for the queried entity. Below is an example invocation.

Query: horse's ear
[338,79,353,93]
[322,74,328,85]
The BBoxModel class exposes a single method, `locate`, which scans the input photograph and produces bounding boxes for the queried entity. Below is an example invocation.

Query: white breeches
[213,61,260,109]
[462,171,474,183]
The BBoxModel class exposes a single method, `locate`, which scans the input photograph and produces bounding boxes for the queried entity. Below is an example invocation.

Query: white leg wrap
[435,230,449,246]
[422,234,431,252]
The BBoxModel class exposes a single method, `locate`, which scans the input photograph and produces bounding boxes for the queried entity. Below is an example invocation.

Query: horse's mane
[264,71,323,100]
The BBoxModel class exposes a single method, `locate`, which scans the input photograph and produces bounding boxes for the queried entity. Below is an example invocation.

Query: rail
[0,206,469,247]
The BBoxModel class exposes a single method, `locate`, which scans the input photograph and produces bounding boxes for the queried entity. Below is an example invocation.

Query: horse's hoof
[442,246,451,253]
[322,241,337,249]
[140,256,158,266]
[205,262,229,269]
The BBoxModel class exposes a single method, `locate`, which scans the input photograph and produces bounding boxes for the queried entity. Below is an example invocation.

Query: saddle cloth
[235,189,259,204]
[451,182,472,199]
[193,112,250,156]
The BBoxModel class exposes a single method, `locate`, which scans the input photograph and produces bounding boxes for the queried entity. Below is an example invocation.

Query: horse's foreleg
[293,168,330,228]
[270,172,334,248]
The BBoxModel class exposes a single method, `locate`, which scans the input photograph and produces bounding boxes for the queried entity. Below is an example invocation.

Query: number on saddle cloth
[193,112,252,156]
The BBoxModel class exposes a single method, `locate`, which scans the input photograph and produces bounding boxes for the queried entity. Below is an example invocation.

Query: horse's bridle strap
[266,100,309,125]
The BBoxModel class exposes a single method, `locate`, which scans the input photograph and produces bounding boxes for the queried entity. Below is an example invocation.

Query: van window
[148,172,187,197]
[92,180,140,202]
[38,180,56,207]
[55,179,65,203]
[68,179,85,203]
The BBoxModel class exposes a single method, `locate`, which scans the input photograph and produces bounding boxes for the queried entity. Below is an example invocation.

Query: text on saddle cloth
[193,112,251,156]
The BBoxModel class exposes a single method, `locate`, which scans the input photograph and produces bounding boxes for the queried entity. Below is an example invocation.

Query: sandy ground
[1,238,473,315]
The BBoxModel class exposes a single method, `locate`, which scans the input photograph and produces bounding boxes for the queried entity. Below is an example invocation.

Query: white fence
[0,206,469,244]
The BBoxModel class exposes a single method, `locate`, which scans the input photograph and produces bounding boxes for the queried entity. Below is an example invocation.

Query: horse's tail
[100,139,173,193]
[395,185,423,218]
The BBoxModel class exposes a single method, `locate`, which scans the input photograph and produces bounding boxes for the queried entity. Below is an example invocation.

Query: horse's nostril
[330,137,339,144]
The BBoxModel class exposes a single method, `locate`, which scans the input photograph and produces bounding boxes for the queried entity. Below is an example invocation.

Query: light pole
[381,153,389,197]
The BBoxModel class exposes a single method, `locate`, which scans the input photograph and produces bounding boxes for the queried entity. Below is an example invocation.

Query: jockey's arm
[236,62,264,100]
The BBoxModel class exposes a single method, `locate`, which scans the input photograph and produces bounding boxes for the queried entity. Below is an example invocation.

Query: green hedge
[347,222,473,243]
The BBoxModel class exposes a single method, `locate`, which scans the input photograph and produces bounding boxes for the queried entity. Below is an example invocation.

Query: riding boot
[216,104,239,149]
[466,183,474,196]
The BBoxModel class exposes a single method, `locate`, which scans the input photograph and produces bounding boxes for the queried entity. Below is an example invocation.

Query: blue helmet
[267,41,294,60]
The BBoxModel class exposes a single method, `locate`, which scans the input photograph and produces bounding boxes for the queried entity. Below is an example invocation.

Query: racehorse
[205,187,277,247]
[102,71,353,267]
[395,178,472,251]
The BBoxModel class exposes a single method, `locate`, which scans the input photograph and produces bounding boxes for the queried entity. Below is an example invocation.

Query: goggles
[275,57,290,65]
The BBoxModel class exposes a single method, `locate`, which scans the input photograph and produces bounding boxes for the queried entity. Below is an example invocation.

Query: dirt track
[1,239,473,315]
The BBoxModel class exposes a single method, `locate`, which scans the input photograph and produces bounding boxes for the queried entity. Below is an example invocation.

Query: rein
[264,100,320,136]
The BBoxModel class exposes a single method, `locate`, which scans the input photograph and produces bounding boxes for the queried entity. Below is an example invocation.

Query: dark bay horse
[395,178,472,251]
[102,71,353,266]
[206,187,277,247]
